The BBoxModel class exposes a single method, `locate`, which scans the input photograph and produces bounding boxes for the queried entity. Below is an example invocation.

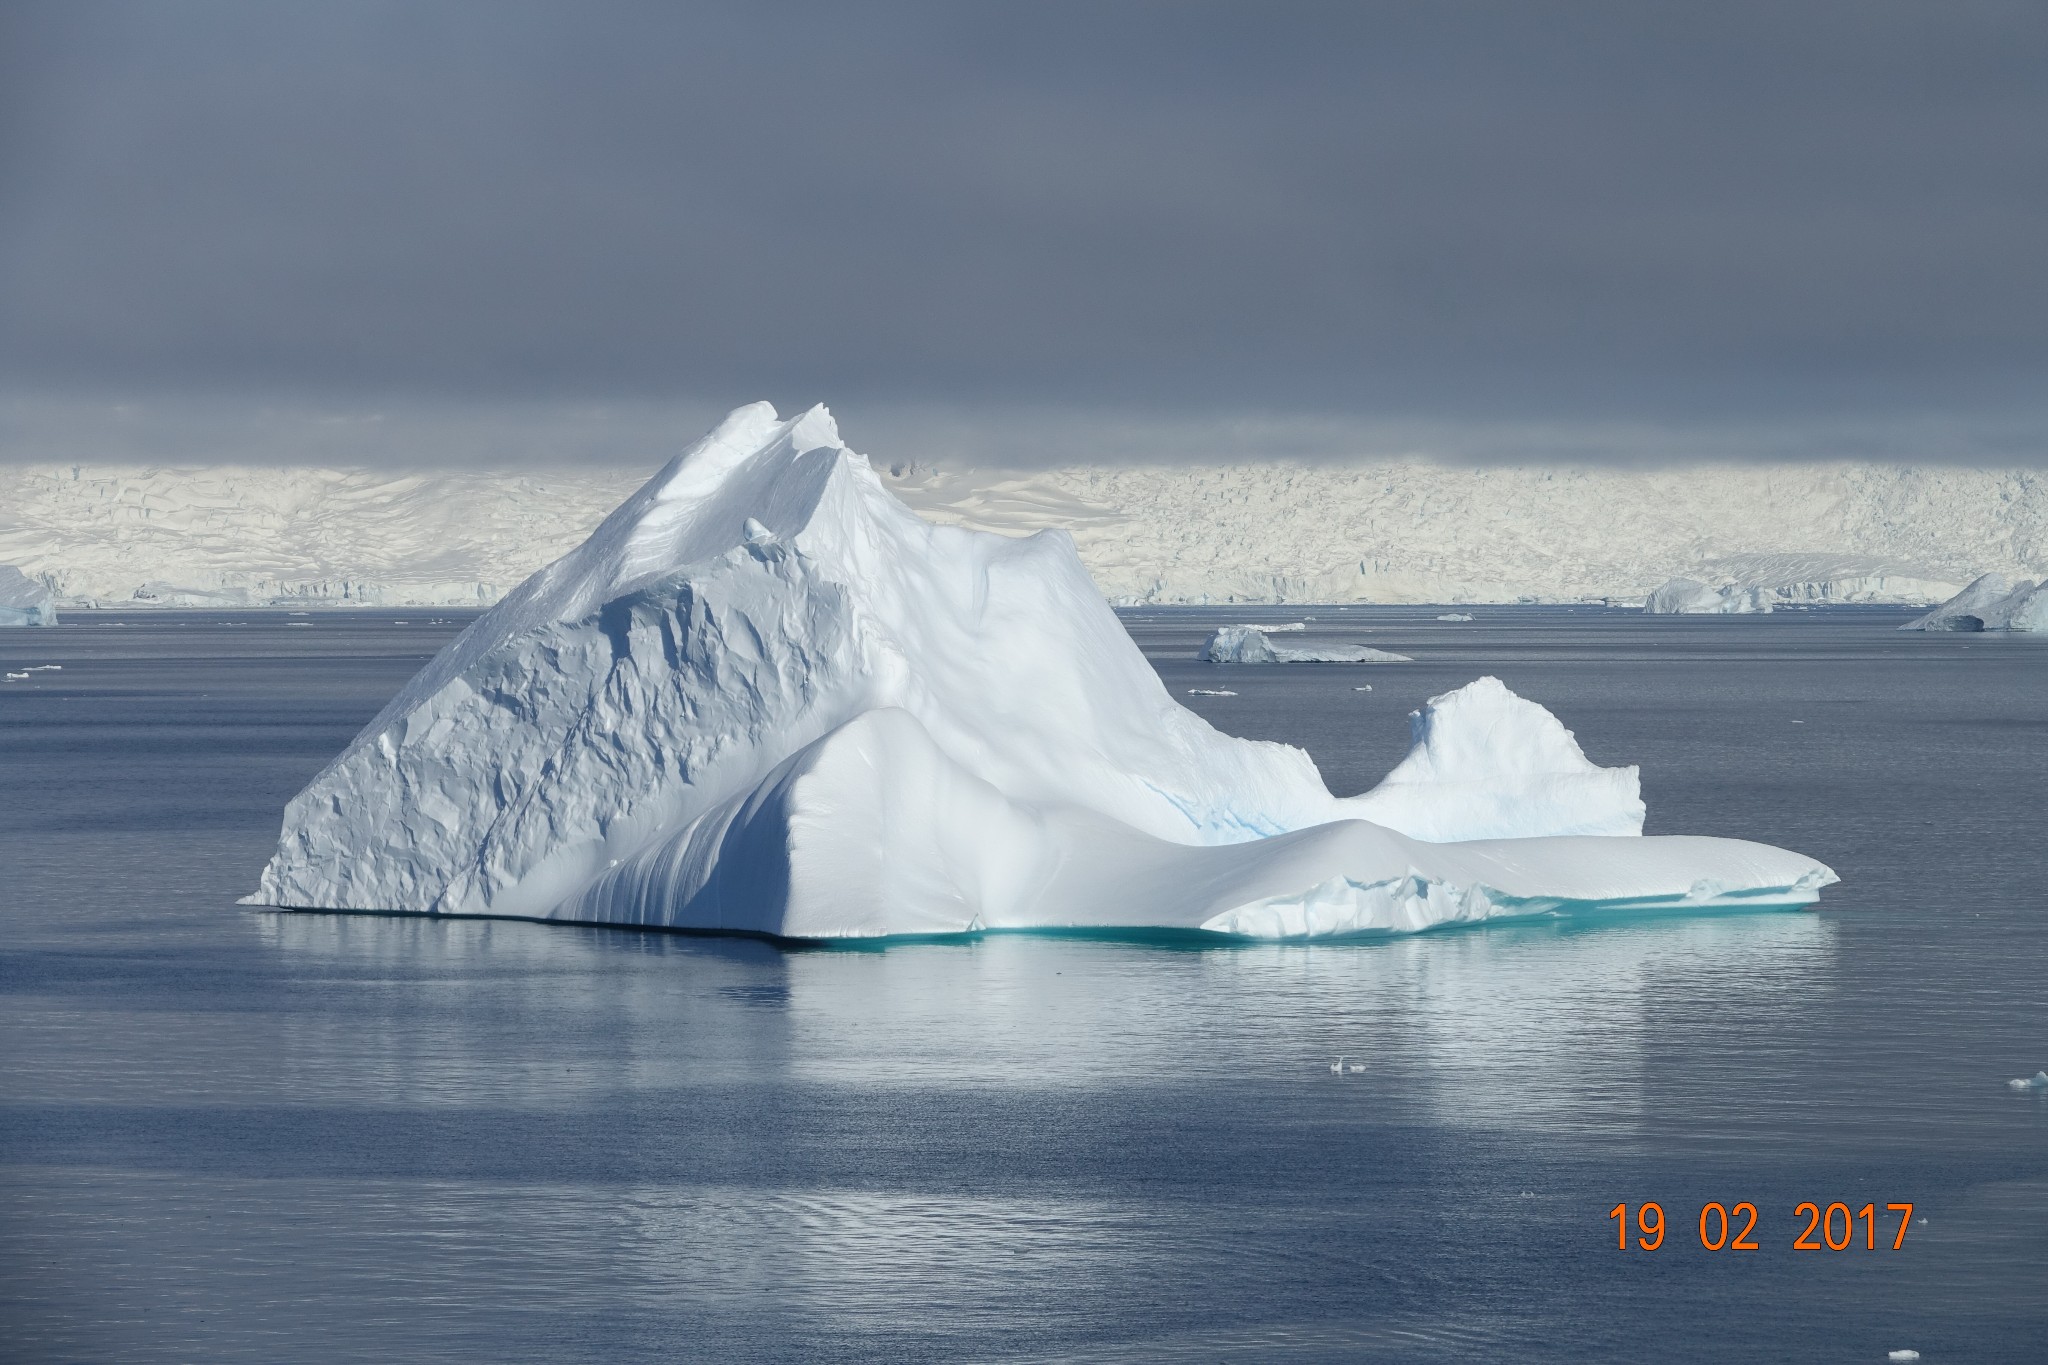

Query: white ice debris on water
[2008,1071,2048,1091]
[0,566,58,627]
[1187,688,1238,697]
[4,672,28,681]
[1643,577,1774,615]
[1887,1351,1920,1363]
[1202,625,1413,664]
[1901,573,2048,632]
[1436,613,1474,622]
[246,403,1840,940]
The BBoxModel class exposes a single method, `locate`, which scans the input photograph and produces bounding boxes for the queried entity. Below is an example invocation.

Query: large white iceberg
[1202,625,1412,664]
[0,566,58,627]
[1643,577,1773,614]
[1900,573,2048,632]
[248,404,1837,940]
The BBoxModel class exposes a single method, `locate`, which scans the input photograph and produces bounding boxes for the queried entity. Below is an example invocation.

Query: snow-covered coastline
[1,455,2041,608]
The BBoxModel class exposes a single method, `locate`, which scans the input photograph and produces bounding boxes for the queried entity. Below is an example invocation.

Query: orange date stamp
[1609,1201,1914,1251]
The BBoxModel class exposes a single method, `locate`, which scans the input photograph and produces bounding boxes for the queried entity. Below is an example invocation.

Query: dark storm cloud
[1,0,2045,462]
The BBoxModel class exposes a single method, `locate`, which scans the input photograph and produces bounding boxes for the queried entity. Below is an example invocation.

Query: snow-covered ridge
[0,455,2041,607]
[247,403,1834,940]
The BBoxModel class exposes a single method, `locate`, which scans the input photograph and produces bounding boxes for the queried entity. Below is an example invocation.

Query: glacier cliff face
[249,404,1834,940]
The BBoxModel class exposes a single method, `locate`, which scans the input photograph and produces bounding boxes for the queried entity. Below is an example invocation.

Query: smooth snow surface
[1202,626,1412,664]
[1901,573,2048,632]
[0,566,57,626]
[249,404,1838,940]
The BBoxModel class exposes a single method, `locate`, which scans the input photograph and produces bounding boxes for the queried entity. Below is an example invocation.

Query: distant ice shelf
[247,403,1839,941]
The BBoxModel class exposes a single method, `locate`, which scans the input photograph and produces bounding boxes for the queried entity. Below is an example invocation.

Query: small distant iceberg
[1203,625,1412,664]
[1643,577,1774,615]
[1436,613,1474,622]
[2009,1071,2048,1092]
[0,566,58,627]
[1900,573,2048,632]
[131,581,252,608]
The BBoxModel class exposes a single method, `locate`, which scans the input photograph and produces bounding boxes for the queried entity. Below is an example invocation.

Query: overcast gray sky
[2,0,2044,468]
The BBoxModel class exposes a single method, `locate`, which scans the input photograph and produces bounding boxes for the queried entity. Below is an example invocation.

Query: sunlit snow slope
[248,404,1835,940]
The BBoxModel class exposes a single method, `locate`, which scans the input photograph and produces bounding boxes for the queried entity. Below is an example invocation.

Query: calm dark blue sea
[3,607,2045,1363]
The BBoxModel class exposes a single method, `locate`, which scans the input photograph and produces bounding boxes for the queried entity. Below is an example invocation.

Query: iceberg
[247,404,1837,941]
[1900,573,2048,632]
[1202,625,1412,664]
[0,566,58,627]
[1643,577,1773,614]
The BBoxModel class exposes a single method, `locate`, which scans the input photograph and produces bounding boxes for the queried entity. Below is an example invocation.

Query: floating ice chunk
[246,403,1838,940]
[1888,1351,1920,1362]
[0,565,58,627]
[1203,625,1411,664]
[1436,613,1474,621]
[4,671,28,680]
[1901,572,2048,632]
[2008,1071,2048,1091]
[1187,688,1237,697]
[1644,577,1774,614]
[1353,685,1373,692]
